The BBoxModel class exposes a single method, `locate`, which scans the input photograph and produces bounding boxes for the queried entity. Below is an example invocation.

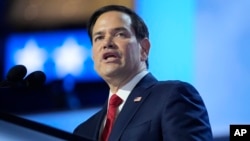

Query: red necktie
[101,94,123,141]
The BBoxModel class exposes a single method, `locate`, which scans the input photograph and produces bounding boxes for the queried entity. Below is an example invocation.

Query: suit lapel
[108,73,158,141]
[83,103,107,141]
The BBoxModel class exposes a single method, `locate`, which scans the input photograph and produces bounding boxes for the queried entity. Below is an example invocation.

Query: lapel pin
[134,96,142,102]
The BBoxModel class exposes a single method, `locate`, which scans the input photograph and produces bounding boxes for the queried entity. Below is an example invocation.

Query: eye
[115,32,127,38]
[94,35,104,42]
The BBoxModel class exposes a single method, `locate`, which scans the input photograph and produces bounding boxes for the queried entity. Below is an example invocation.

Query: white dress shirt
[99,70,149,139]
[108,70,148,113]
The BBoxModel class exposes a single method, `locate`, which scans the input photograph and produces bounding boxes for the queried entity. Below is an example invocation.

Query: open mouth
[103,52,119,60]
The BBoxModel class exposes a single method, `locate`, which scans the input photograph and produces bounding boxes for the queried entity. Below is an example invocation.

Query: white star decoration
[13,37,89,80]
[14,39,47,74]
[52,37,89,78]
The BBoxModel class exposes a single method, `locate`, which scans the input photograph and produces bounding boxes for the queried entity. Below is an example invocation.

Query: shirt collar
[109,70,149,101]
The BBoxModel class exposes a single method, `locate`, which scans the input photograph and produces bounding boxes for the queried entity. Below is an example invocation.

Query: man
[74,5,213,141]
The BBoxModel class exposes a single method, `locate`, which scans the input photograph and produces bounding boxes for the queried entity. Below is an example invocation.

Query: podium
[0,111,93,141]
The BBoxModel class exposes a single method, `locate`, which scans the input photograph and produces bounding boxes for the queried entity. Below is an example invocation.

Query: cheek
[125,46,140,61]
[92,48,99,63]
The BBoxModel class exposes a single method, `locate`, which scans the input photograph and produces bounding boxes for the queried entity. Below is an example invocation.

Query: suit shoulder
[157,80,195,88]
[154,80,200,97]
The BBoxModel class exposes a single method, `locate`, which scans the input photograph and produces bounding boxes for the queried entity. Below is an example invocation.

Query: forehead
[92,11,132,33]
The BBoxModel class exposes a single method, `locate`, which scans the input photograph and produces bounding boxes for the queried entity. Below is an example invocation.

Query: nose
[103,37,115,49]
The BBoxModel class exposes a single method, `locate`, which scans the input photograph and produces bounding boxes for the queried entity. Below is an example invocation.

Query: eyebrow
[92,31,103,37]
[92,27,128,37]
[112,27,128,33]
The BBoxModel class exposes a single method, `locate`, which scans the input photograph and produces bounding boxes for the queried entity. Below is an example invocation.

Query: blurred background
[1,0,250,140]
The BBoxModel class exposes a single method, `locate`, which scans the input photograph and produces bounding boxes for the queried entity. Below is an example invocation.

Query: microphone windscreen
[7,65,27,82]
[25,71,46,88]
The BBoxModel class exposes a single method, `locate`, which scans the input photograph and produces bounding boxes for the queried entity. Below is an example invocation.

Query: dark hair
[87,5,149,68]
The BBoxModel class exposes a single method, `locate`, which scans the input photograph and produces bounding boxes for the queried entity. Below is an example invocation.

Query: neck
[106,67,146,94]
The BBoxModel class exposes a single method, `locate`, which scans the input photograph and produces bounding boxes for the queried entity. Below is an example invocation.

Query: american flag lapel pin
[134,96,142,102]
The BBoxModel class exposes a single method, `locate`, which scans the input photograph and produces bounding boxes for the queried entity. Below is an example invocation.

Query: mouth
[103,52,119,60]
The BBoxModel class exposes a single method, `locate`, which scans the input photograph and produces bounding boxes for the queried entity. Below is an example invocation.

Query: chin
[101,68,121,78]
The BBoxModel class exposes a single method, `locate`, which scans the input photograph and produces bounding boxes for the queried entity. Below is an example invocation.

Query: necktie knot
[109,94,123,107]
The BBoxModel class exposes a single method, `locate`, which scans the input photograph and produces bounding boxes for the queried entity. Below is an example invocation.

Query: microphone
[7,65,27,82]
[24,71,46,89]
[0,65,27,88]
[0,65,46,89]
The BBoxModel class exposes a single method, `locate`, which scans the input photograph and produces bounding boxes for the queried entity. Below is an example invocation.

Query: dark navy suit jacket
[73,73,213,141]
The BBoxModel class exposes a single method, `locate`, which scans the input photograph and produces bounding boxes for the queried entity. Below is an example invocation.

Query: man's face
[91,11,147,80]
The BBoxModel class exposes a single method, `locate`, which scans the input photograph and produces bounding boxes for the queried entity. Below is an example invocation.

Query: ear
[140,38,150,61]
